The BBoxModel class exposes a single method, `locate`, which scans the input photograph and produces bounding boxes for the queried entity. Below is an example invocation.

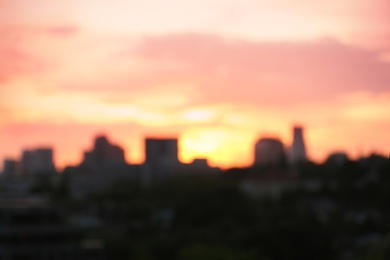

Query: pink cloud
[1,0,389,170]
[0,48,48,82]
[76,34,390,109]
[46,26,79,37]
[0,25,68,83]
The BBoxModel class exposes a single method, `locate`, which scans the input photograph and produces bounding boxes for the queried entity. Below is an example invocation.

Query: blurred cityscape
[0,125,389,259]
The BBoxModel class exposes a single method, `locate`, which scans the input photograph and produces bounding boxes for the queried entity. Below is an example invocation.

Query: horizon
[1,0,389,170]
[1,127,388,172]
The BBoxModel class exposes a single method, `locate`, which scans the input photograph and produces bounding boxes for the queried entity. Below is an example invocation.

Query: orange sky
[0,0,389,170]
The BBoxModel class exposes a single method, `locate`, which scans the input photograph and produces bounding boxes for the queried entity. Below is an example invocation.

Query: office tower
[82,135,126,167]
[142,138,180,183]
[254,138,286,167]
[33,149,55,172]
[3,159,19,176]
[93,136,125,163]
[290,126,307,163]
[21,148,56,175]
[21,150,34,175]
[145,138,179,167]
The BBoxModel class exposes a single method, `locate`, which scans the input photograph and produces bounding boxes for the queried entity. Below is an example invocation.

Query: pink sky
[0,0,389,170]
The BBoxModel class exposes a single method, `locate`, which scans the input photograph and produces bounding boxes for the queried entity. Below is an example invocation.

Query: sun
[179,127,254,168]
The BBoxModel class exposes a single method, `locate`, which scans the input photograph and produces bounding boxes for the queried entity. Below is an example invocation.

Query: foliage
[44,157,390,259]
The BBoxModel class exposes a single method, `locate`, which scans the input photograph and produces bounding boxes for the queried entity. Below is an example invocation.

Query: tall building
[66,136,136,198]
[145,138,179,167]
[21,150,34,175]
[82,135,126,167]
[142,138,181,183]
[3,159,19,176]
[21,148,55,175]
[254,138,286,167]
[289,126,307,163]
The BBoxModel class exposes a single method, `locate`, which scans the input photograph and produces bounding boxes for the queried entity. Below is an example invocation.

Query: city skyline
[1,0,389,170]
[2,125,385,173]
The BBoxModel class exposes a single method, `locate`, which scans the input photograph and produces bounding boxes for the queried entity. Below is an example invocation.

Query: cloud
[0,48,48,83]
[122,34,390,108]
[1,30,389,126]
[46,26,79,37]
[1,0,389,169]
[53,34,389,110]
[0,24,80,84]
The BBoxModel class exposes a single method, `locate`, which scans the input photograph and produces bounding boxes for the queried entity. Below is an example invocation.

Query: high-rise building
[145,138,179,167]
[142,138,181,183]
[3,159,19,176]
[33,149,55,172]
[21,148,56,175]
[289,126,307,163]
[254,138,286,167]
[21,150,34,175]
[82,135,126,167]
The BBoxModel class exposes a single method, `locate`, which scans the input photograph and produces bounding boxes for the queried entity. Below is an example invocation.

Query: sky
[0,0,389,170]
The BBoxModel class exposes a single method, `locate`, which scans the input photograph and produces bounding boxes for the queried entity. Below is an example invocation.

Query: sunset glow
[1,0,389,170]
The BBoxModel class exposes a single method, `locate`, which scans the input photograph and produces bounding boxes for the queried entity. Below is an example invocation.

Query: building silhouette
[3,159,19,176]
[21,148,56,175]
[326,152,349,165]
[82,135,126,168]
[254,138,286,167]
[289,126,307,163]
[189,158,210,170]
[142,138,182,183]
[145,138,179,167]
[65,135,135,198]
